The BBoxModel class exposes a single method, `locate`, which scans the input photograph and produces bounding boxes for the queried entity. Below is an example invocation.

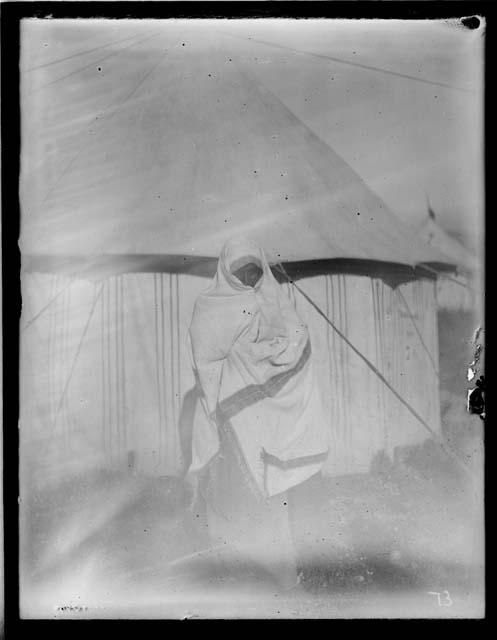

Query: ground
[20,435,483,619]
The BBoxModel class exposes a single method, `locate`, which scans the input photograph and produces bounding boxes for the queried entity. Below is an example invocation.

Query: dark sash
[215,338,312,425]
[261,448,329,470]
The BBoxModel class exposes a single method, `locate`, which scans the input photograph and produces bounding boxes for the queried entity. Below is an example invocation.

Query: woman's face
[231,262,263,288]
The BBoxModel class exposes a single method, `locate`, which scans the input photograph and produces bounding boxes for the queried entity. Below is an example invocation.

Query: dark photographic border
[2,1,490,634]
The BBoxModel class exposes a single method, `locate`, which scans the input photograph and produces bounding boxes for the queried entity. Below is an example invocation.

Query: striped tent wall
[20,270,440,483]
[289,275,440,475]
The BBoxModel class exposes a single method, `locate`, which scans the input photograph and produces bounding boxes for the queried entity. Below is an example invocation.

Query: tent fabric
[19,23,443,488]
[20,25,451,268]
[434,276,474,313]
[419,217,477,273]
[293,274,440,474]
[20,270,440,483]
[418,216,478,312]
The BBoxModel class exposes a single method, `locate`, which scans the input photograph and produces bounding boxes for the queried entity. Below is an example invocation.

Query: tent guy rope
[43,284,104,454]
[27,29,162,94]
[22,279,74,332]
[23,29,146,72]
[275,262,476,482]
[219,31,474,94]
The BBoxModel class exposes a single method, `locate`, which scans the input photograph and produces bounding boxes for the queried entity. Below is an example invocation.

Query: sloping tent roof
[20,22,452,276]
[418,215,478,274]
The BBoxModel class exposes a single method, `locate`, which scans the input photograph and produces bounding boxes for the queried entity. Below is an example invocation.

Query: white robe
[188,236,329,497]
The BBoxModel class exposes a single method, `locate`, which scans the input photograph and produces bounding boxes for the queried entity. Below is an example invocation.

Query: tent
[418,211,480,313]
[19,22,454,485]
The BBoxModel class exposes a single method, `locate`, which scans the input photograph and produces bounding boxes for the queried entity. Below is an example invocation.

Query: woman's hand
[248,336,287,362]
[248,335,305,367]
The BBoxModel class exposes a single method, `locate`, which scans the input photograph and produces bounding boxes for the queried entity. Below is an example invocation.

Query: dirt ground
[20,432,484,619]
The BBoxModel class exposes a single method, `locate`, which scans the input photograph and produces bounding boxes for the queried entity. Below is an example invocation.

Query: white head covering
[190,235,305,367]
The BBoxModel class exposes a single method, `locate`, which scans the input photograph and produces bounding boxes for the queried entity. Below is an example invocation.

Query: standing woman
[188,236,329,590]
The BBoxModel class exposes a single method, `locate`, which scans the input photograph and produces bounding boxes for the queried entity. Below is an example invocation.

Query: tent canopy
[20,21,453,272]
[418,215,478,274]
